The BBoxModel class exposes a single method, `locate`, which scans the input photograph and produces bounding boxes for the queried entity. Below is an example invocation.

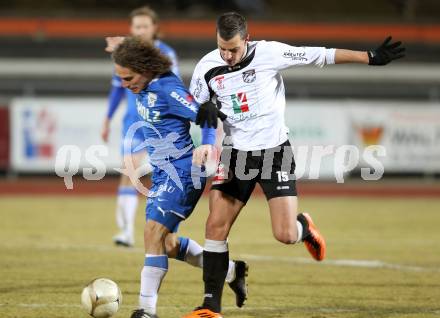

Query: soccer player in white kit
[185,12,405,318]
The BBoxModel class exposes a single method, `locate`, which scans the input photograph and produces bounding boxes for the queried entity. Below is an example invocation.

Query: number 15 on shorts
[276,171,289,182]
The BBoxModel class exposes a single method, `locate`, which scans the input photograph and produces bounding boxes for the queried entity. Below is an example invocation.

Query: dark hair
[112,36,171,77]
[216,12,247,41]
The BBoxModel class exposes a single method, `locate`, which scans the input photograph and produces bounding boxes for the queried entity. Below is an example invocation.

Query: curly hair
[112,36,171,77]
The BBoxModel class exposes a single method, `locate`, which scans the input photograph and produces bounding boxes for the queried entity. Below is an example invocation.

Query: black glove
[196,101,221,128]
[217,109,227,121]
[368,36,405,66]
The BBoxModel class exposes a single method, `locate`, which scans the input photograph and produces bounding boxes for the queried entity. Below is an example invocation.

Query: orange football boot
[181,308,223,318]
[301,213,326,261]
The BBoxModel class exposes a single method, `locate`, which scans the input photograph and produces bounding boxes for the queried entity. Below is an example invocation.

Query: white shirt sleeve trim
[325,48,336,65]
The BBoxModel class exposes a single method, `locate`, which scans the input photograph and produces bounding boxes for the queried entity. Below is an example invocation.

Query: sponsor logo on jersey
[214,75,225,90]
[231,92,249,114]
[242,69,256,83]
[193,78,203,98]
[170,91,198,113]
[147,92,157,107]
[283,51,308,62]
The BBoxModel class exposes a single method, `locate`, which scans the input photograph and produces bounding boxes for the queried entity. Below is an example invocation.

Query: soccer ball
[81,278,122,318]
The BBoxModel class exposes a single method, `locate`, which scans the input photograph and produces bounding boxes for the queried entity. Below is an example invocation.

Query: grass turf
[1,195,439,318]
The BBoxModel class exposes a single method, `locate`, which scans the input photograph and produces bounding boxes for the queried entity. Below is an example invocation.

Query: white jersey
[190,40,336,151]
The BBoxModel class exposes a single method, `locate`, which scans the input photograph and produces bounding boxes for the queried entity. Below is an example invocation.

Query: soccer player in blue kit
[102,6,180,247]
[111,37,247,318]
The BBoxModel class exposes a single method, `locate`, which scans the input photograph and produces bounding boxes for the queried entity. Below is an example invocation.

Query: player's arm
[193,119,217,172]
[193,124,217,170]
[269,36,405,70]
[335,36,405,65]
[166,86,223,128]
[166,48,180,78]
[189,62,226,129]
[102,75,125,142]
[165,85,217,167]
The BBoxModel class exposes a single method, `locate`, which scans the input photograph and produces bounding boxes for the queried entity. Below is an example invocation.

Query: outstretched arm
[335,36,405,65]
[102,78,125,142]
[334,49,369,64]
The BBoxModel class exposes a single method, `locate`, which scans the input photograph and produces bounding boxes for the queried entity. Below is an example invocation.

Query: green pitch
[1,195,439,318]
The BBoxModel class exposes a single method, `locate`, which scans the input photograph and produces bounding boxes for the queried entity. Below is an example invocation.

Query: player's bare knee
[144,222,168,245]
[206,219,230,240]
[164,234,179,257]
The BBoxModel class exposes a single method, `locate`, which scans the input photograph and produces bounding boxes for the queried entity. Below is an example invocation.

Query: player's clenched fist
[192,144,217,175]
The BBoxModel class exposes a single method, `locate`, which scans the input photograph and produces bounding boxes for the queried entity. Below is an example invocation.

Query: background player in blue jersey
[111,37,247,318]
[102,6,180,247]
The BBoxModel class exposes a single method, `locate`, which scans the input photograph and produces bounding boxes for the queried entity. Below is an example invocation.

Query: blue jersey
[136,72,215,232]
[135,72,214,176]
[106,39,180,126]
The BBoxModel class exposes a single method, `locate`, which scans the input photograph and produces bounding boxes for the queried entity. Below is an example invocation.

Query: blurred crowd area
[0,0,439,21]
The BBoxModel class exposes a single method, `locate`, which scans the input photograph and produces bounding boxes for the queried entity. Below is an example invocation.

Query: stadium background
[0,1,439,318]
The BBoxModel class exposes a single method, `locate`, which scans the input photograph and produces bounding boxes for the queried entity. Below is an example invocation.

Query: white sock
[296,220,303,243]
[225,261,236,283]
[124,193,138,240]
[204,239,228,252]
[117,186,138,240]
[139,255,168,315]
[115,193,126,231]
[184,239,204,268]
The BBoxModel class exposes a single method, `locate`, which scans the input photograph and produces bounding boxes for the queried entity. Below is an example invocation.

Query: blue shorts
[121,117,145,155]
[146,170,206,233]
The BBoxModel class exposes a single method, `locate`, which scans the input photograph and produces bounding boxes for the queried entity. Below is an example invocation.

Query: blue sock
[176,237,190,261]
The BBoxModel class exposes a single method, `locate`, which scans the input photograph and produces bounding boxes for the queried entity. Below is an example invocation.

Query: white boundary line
[240,254,440,272]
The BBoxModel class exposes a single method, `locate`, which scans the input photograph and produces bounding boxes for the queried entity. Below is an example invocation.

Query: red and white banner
[10,98,123,172]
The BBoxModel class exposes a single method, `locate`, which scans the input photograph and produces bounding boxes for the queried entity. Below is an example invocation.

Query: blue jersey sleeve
[165,86,216,145]
[201,125,216,145]
[166,86,199,122]
[107,75,125,119]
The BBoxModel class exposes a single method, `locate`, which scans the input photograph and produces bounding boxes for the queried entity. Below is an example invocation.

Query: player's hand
[192,144,217,176]
[196,101,225,129]
[105,36,125,53]
[217,109,227,121]
[101,119,110,142]
[368,36,405,65]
